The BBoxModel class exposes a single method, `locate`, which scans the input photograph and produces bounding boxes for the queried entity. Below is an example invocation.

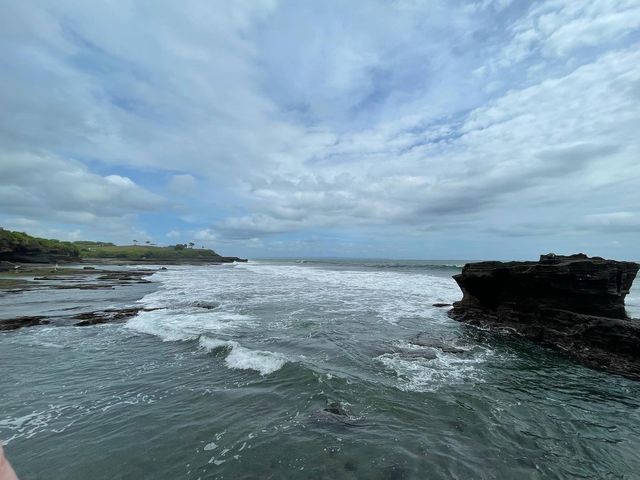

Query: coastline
[0,264,161,331]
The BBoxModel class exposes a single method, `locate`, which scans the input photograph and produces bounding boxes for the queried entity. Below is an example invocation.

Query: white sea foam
[224,345,287,375]
[199,337,288,375]
[0,406,75,445]
[126,260,476,381]
[376,348,491,392]
[125,304,287,375]
[125,309,252,342]
[626,287,640,318]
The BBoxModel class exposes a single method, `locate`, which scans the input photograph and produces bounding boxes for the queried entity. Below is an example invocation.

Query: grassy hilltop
[0,229,245,264]
[76,243,224,261]
[0,228,80,263]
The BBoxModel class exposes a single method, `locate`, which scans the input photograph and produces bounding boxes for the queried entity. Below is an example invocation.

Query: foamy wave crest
[125,309,253,342]
[376,348,491,392]
[199,337,288,375]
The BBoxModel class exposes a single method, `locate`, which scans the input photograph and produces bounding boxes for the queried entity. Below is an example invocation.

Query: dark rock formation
[0,316,50,331]
[220,257,248,263]
[449,253,640,379]
[71,307,150,326]
[0,307,159,330]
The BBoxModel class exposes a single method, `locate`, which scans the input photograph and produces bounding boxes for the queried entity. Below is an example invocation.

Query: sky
[1,0,639,260]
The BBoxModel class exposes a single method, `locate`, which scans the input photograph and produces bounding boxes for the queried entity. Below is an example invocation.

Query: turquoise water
[2,260,640,479]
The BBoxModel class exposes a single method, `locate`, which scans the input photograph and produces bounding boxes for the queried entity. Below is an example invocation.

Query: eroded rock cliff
[449,254,640,379]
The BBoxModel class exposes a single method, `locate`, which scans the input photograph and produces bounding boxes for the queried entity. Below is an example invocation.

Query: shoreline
[0,264,161,331]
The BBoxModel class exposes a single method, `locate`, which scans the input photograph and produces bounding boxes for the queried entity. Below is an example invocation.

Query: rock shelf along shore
[449,253,640,379]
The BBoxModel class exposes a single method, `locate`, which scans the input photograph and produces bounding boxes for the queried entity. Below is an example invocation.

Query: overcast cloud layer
[1,0,639,259]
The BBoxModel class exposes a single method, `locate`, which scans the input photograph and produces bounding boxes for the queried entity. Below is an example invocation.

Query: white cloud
[0,152,163,224]
[167,174,196,195]
[0,0,639,257]
[214,45,640,240]
[581,212,640,232]
[497,0,640,66]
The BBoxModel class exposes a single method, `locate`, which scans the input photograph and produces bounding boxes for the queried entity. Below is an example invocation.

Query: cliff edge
[449,253,640,379]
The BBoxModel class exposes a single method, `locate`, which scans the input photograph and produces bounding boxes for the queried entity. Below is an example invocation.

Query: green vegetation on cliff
[0,228,80,263]
[76,244,223,261]
[0,228,244,264]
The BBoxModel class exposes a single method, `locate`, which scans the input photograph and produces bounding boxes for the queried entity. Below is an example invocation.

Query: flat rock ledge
[449,253,640,379]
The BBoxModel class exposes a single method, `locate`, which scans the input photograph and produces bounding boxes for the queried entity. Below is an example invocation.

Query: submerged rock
[324,402,349,416]
[449,253,640,379]
[410,332,465,354]
[395,349,438,360]
[309,402,361,427]
[0,316,49,331]
[191,301,220,310]
[432,303,452,308]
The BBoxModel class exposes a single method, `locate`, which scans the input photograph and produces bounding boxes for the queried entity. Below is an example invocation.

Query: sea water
[2,259,640,479]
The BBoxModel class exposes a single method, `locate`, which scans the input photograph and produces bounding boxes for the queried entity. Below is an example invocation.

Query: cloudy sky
[1,0,639,259]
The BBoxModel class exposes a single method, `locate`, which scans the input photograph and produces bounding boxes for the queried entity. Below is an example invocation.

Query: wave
[375,341,492,392]
[125,311,287,376]
[125,309,250,342]
[199,337,288,375]
[285,260,466,270]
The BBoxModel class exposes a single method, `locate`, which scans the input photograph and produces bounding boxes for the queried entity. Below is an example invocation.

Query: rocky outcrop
[449,253,640,379]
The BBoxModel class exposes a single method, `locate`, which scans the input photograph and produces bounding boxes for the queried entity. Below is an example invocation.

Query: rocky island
[449,253,640,379]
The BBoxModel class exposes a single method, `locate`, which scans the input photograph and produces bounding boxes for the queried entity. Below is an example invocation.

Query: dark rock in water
[72,307,155,326]
[324,402,348,416]
[159,267,168,270]
[82,266,95,270]
[343,459,358,472]
[0,316,50,331]
[432,303,451,307]
[449,253,640,379]
[410,332,465,354]
[191,301,220,310]
[310,402,361,427]
[220,256,248,263]
[396,349,438,360]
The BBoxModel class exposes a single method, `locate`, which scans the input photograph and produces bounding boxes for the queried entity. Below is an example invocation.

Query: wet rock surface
[71,307,158,326]
[0,266,160,330]
[449,253,640,379]
[0,307,159,330]
[0,316,50,331]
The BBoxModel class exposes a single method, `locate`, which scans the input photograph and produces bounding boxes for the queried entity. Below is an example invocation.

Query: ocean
[2,259,640,479]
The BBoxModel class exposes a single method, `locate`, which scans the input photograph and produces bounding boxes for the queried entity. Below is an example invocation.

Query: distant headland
[0,227,246,266]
